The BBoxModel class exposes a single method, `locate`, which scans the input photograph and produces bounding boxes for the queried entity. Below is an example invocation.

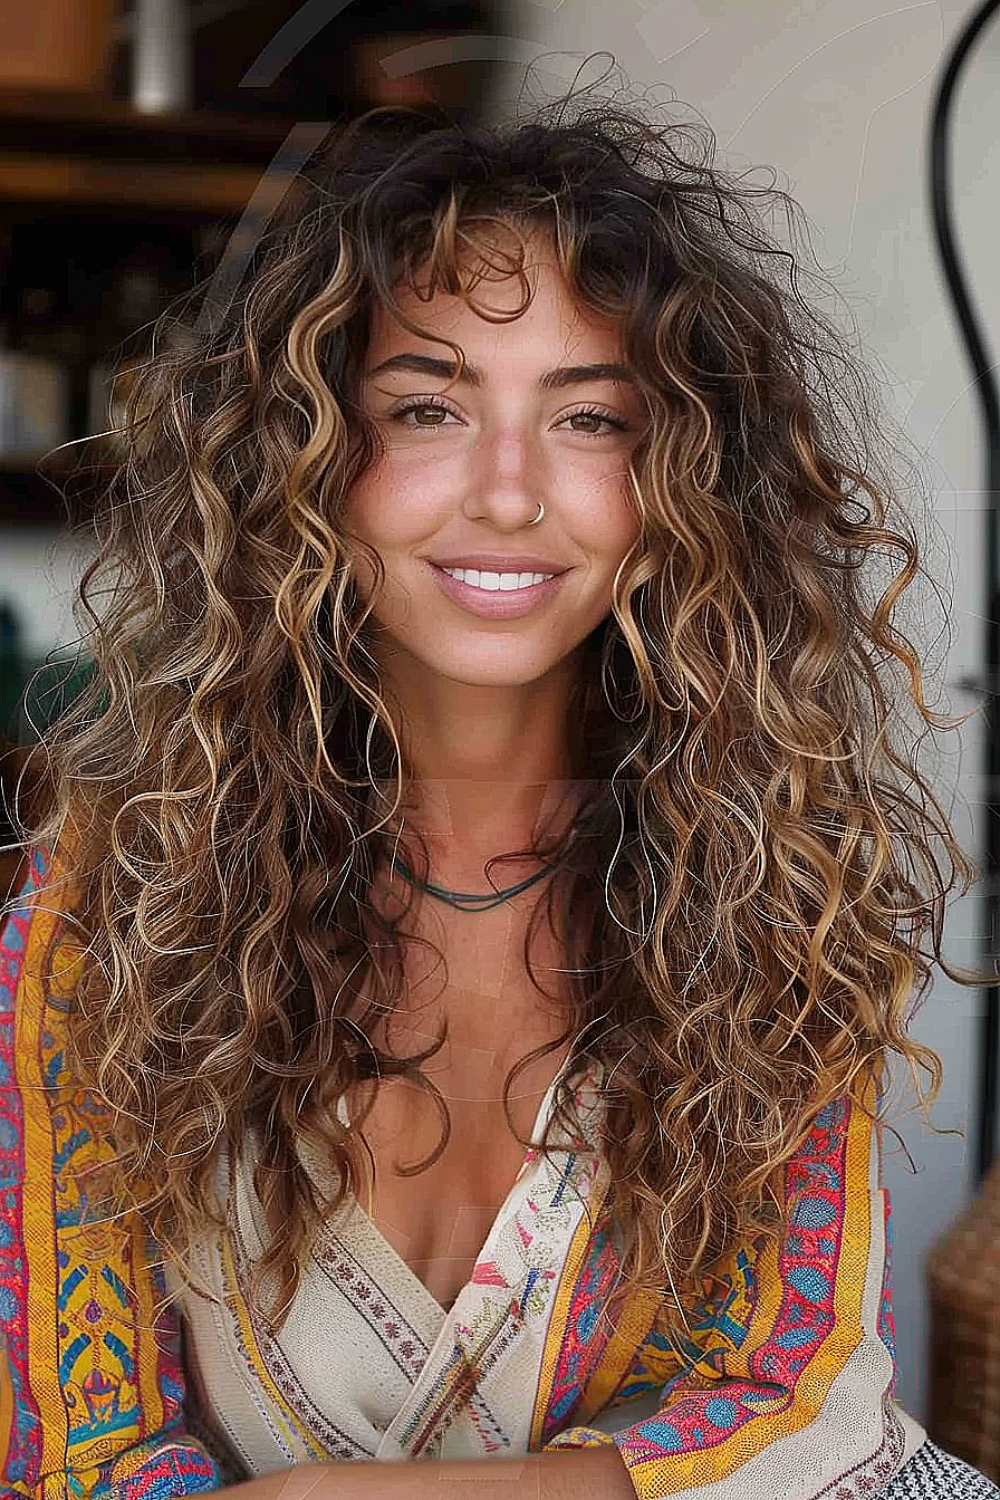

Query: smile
[427,562,568,619]
[441,567,554,590]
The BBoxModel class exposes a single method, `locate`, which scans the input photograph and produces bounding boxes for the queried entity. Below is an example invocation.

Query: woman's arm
[189,1446,634,1500]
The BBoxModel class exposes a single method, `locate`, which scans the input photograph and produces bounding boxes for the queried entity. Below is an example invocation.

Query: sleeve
[0,846,224,1500]
[542,1079,910,1499]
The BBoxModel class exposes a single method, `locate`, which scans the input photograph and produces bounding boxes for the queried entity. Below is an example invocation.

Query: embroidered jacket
[0,845,926,1500]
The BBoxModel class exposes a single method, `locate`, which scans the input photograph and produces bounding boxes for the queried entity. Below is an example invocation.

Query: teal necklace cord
[391,854,563,912]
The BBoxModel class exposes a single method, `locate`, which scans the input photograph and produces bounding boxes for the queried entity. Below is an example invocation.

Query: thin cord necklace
[390,853,563,912]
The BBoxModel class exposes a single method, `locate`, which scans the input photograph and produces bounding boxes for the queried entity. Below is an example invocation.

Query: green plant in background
[0,600,98,746]
[0,601,24,745]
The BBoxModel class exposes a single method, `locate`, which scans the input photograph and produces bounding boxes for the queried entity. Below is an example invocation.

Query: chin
[435,660,561,689]
[409,643,564,688]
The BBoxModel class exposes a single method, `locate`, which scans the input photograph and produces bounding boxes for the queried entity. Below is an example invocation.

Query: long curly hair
[6,82,992,1341]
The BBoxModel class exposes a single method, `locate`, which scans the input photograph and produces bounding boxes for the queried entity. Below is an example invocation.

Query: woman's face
[342,235,647,693]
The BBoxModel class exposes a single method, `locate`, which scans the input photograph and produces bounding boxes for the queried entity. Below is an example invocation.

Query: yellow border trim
[132,1220,166,1439]
[218,1231,329,1464]
[530,1163,613,1449]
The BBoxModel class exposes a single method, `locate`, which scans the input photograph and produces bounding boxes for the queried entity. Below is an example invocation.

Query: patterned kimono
[0,845,927,1500]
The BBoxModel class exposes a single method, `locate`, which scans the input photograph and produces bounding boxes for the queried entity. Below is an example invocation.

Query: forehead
[367,237,623,359]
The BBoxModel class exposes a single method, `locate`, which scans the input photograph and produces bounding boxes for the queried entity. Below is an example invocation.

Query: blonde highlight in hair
[6,84,990,1344]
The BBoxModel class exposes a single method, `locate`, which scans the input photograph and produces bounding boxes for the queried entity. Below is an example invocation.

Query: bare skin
[349,845,579,1311]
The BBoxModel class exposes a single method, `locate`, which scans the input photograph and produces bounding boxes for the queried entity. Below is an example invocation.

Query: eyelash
[388,396,630,437]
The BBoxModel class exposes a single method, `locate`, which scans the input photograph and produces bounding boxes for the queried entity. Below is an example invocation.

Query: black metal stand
[929,0,1000,1182]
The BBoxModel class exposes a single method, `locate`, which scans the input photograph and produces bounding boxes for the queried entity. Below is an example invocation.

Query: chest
[345,882,575,1311]
[350,1020,572,1313]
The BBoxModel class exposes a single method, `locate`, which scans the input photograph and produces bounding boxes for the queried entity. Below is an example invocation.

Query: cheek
[339,479,384,603]
[613,501,641,549]
[341,469,429,608]
[582,481,640,563]
[342,464,402,555]
[344,453,445,543]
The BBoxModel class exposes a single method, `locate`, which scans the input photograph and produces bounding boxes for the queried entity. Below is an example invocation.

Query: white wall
[2,0,997,1427]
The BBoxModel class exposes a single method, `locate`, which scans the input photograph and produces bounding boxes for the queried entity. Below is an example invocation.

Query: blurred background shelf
[0,84,296,215]
[0,83,295,161]
[0,84,290,529]
[0,154,272,216]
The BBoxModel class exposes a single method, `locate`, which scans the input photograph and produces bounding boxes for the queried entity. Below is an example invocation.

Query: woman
[2,93,997,1500]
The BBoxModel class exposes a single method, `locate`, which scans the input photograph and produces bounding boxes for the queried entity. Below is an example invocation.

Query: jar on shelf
[0,291,71,467]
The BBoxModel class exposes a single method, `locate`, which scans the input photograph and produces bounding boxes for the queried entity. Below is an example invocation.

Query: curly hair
[6,80,992,1343]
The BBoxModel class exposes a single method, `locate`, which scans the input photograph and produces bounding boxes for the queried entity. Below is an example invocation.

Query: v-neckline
[338,1046,581,1318]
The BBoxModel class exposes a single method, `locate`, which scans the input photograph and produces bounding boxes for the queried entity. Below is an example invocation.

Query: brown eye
[568,411,605,434]
[563,407,629,436]
[391,399,458,428]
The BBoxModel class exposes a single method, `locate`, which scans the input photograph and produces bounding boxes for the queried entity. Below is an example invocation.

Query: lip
[426,555,569,574]
[427,561,568,619]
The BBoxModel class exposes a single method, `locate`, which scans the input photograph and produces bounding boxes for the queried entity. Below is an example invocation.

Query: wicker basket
[926,1156,1000,1483]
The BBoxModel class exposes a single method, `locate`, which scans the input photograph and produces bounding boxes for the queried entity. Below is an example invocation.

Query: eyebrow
[365,352,639,391]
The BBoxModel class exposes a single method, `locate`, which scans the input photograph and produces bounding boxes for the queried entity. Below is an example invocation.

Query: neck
[376,652,586,859]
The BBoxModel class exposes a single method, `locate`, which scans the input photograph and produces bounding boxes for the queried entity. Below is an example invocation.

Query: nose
[463,427,546,529]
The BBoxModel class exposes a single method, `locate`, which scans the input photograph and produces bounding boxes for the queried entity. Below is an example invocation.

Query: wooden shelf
[0,91,338,525]
[0,153,268,215]
[0,85,299,164]
[0,85,312,215]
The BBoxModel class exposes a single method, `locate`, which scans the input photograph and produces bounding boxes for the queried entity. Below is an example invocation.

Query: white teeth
[442,568,553,591]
